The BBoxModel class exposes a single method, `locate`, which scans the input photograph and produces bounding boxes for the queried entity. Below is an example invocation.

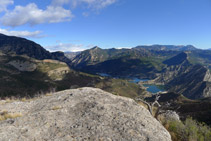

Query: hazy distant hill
[71,45,199,74]
[187,50,211,69]
[64,51,81,59]
[135,45,197,51]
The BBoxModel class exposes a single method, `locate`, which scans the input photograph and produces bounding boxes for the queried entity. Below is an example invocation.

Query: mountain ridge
[71,47,211,99]
[0,33,71,64]
[135,45,197,51]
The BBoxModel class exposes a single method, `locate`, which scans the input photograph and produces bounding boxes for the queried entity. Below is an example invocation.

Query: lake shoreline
[97,73,166,94]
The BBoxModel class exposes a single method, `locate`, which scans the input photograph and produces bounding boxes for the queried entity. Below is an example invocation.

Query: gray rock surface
[8,60,37,72]
[0,87,171,141]
[159,110,180,121]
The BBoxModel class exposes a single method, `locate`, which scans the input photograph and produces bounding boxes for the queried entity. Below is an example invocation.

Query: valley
[69,46,211,99]
[68,44,211,128]
[1,1,211,140]
[0,34,211,140]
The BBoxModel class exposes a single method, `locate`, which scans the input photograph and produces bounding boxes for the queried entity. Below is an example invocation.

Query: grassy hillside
[0,52,144,99]
[95,78,147,98]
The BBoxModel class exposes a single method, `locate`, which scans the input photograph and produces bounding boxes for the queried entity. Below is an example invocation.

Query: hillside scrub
[164,118,211,141]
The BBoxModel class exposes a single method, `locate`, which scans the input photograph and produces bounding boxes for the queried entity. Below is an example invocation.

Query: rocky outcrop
[158,110,180,121]
[0,87,171,141]
[154,52,211,99]
[154,60,191,84]
[165,65,211,99]
[8,60,37,72]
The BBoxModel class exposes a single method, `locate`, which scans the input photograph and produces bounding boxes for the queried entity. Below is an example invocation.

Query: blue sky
[0,0,211,52]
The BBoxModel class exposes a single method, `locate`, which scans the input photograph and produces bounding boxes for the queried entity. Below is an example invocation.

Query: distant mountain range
[0,34,144,98]
[0,33,211,100]
[64,51,81,59]
[70,45,211,75]
[134,45,197,51]
[70,46,211,99]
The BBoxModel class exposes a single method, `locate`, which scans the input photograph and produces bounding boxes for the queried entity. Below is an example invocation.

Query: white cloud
[0,0,13,12]
[45,43,89,52]
[116,47,131,49]
[0,28,42,38]
[1,3,73,27]
[0,0,118,27]
[70,0,118,10]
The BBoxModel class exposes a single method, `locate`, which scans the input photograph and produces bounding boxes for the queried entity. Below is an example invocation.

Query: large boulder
[0,87,171,141]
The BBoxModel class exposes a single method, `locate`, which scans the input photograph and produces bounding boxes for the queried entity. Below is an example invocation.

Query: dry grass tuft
[20,97,29,102]
[138,101,148,109]
[5,98,15,103]
[51,106,62,110]
[45,93,53,96]
[0,110,22,121]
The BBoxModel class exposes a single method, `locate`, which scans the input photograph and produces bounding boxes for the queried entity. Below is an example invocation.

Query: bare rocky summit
[0,87,171,141]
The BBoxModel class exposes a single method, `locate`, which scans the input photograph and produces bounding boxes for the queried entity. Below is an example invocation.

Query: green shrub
[165,118,211,141]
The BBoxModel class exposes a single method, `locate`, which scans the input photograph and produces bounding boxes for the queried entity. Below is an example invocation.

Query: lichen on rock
[0,87,171,141]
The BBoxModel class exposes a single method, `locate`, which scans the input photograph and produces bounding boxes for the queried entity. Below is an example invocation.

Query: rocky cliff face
[155,60,191,84]
[155,52,211,99]
[0,87,171,141]
[166,65,211,99]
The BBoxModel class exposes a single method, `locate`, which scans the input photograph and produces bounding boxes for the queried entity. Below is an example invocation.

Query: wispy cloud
[0,28,43,38]
[45,42,90,52]
[0,0,118,40]
[0,3,73,27]
[0,0,13,12]
[70,0,118,10]
[51,0,118,10]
